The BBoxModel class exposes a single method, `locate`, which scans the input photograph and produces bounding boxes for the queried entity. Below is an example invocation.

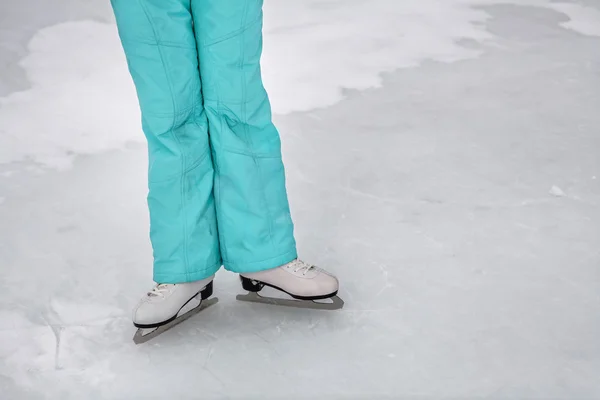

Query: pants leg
[111,0,221,283]
[191,0,297,273]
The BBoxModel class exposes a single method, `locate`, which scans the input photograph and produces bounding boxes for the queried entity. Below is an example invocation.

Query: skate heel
[240,276,264,292]
[200,281,214,300]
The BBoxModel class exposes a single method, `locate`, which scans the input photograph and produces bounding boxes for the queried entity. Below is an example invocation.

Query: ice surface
[1,0,599,399]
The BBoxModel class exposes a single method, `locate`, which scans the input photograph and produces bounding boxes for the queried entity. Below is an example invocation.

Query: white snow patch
[547,3,600,37]
[549,185,566,197]
[0,21,141,170]
[261,0,495,114]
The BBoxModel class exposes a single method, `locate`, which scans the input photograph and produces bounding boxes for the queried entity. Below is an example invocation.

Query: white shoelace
[147,283,172,298]
[289,259,315,276]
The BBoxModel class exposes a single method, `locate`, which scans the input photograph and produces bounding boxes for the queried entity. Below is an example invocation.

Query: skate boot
[236,259,344,310]
[132,275,218,344]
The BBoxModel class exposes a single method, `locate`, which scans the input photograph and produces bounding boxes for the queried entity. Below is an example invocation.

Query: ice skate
[236,259,344,310]
[132,275,218,344]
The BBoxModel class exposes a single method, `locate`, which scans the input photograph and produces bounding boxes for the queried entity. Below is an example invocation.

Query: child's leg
[111,0,221,283]
[191,0,297,273]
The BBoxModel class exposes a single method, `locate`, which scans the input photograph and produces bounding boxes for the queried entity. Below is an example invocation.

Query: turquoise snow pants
[111,0,297,283]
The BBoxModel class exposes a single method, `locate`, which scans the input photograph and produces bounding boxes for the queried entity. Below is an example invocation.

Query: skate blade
[133,297,219,345]
[236,292,344,310]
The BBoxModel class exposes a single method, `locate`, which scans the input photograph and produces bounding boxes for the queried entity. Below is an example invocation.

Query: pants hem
[223,248,297,273]
[153,260,222,284]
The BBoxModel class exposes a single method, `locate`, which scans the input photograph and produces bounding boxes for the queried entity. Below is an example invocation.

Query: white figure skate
[132,275,217,344]
[236,259,344,310]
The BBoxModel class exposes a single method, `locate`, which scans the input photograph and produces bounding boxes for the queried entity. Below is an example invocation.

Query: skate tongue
[290,259,315,274]
[148,283,172,297]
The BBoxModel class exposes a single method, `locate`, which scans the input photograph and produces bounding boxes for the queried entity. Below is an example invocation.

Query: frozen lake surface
[0,0,599,398]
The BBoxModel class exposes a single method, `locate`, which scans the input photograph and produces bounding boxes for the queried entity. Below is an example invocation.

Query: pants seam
[214,104,228,262]
[238,3,276,252]
[148,147,210,183]
[139,0,191,282]
[221,145,282,159]
[202,14,262,47]
[202,95,265,105]
[144,102,201,118]
[120,38,197,49]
